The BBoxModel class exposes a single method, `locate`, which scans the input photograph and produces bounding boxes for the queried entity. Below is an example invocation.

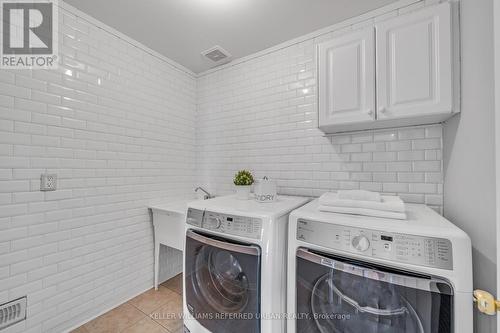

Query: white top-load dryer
[183,195,310,333]
[287,199,472,333]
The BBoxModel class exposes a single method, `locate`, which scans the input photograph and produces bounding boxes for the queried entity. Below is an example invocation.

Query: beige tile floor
[72,274,183,333]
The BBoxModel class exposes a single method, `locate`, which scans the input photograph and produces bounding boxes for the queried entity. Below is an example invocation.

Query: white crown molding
[59,0,429,78]
[59,0,197,78]
[197,0,422,77]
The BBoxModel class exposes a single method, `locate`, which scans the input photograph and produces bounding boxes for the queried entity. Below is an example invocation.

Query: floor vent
[0,297,27,330]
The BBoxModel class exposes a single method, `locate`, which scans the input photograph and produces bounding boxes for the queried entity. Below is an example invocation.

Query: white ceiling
[63,0,399,73]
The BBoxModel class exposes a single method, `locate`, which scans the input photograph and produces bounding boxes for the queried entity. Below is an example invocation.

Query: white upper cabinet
[318,27,375,131]
[376,2,453,120]
[318,2,457,134]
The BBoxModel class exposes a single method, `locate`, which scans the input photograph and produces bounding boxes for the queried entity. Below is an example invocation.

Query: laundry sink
[149,194,216,246]
[149,195,215,289]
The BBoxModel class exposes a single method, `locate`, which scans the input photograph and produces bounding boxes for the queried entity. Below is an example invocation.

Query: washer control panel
[297,219,453,270]
[187,208,262,239]
[186,208,204,227]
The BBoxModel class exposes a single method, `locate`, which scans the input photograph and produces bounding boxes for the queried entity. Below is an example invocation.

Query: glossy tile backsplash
[0,1,445,332]
[196,0,443,213]
[0,4,196,332]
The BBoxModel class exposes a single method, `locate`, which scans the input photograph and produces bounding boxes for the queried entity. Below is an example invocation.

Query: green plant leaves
[234,170,254,186]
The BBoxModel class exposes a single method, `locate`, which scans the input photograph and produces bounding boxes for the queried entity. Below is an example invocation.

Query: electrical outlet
[40,173,57,191]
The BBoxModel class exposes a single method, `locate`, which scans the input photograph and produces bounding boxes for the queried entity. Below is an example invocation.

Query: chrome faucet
[195,187,215,200]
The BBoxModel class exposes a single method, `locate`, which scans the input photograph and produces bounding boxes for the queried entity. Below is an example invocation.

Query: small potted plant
[233,170,254,200]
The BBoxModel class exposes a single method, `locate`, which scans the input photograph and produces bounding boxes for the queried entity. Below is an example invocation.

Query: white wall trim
[59,1,197,78]
[61,0,426,78]
[197,0,422,77]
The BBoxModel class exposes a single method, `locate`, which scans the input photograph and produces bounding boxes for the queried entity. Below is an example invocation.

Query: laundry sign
[254,176,277,203]
[1,0,58,69]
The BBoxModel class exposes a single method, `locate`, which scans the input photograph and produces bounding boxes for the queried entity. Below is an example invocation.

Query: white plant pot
[235,185,252,200]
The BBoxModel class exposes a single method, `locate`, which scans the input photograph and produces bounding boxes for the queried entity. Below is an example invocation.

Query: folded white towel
[319,192,405,213]
[337,190,381,202]
[318,205,407,220]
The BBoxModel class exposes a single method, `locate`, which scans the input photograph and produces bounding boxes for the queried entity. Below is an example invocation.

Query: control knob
[352,235,370,252]
[206,217,222,229]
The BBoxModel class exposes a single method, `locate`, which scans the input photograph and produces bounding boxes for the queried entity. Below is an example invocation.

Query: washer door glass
[195,245,250,312]
[296,249,454,333]
[185,230,261,333]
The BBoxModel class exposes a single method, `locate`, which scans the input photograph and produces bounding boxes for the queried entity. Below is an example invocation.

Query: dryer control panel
[187,208,262,240]
[297,219,453,270]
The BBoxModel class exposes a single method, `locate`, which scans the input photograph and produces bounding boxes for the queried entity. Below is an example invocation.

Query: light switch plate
[40,173,57,191]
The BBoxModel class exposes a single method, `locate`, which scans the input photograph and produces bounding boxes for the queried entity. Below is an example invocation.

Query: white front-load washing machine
[287,199,472,333]
[183,195,310,333]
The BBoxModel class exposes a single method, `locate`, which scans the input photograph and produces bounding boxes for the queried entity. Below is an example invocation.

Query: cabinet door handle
[366,109,373,116]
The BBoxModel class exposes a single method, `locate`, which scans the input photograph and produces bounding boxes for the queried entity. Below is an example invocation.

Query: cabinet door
[376,3,453,120]
[318,27,375,128]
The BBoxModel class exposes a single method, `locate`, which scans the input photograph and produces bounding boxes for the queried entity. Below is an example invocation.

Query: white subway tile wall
[0,0,446,332]
[196,1,444,212]
[0,5,196,333]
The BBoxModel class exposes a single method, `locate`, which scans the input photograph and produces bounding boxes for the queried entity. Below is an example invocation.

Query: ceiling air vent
[201,45,232,63]
[0,297,27,330]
